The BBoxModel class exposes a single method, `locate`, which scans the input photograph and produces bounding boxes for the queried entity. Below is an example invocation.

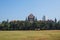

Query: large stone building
[26,14,37,23]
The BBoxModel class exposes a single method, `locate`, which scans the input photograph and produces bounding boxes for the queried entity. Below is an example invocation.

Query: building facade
[26,14,37,23]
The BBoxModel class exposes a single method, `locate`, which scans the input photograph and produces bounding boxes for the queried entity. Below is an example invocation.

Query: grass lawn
[0,30,60,40]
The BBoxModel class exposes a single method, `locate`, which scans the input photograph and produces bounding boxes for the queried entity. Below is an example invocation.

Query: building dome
[26,13,37,23]
[28,14,35,18]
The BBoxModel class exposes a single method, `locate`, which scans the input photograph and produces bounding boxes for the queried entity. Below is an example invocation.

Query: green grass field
[0,30,60,40]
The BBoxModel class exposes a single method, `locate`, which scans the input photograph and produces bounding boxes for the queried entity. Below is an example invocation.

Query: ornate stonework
[26,13,37,23]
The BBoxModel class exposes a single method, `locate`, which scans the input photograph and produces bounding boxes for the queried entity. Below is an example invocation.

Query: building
[42,15,46,21]
[26,14,37,23]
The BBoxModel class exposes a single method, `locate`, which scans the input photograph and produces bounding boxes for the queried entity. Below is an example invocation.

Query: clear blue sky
[0,0,60,21]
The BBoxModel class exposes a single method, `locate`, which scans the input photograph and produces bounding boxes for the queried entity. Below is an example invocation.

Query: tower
[54,18,57,23]
[26,13,37,23]
[42,15,46,21]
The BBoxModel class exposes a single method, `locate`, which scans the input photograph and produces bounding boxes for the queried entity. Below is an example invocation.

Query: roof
[28,13,35,18]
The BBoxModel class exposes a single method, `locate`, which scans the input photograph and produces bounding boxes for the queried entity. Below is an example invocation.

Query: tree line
[0,19,60,30]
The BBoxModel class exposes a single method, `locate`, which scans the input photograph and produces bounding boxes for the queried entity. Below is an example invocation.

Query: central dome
[28,14,35,18]
[25,13,37,23]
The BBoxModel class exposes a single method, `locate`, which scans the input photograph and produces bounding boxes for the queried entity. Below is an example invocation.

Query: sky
[0,0,60,22]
